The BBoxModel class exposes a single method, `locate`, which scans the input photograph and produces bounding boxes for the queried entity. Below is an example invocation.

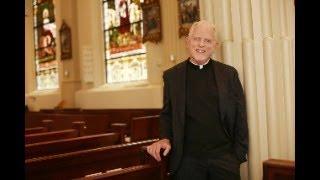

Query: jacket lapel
[213,60,227,122]
[176,61,187,127]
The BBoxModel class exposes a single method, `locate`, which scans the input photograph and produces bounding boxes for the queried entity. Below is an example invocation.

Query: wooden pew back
[25,133,120,159]
[77,145,171,180]
[26,139,158,180]
[76,164,161,180]
[130,115,160,142]
[25,129,78,144]
[25,109,161,135]
[25,127,47,135]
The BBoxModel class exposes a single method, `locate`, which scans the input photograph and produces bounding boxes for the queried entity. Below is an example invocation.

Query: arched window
[102,0,147,83]
[33,0,59,90]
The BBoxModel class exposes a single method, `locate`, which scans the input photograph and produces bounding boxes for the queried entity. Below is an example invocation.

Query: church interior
[25,0,295,179]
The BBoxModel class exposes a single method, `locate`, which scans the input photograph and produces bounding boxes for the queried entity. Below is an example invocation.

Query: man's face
[186,24,216,64]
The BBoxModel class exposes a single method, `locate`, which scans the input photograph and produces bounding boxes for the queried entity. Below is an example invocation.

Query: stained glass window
[102,0,147,83]
[33,0,59,90]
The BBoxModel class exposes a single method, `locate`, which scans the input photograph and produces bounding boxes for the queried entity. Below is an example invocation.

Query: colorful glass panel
[106,54,147,83]
[103,0,147,83]
[33,0,58,90]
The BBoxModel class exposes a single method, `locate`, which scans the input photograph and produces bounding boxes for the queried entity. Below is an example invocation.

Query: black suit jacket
[159,59,248,174]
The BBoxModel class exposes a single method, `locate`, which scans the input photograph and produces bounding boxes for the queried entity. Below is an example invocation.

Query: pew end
[110,123,128,143]
[130,115,160,142]
[72,121,87,136]
[42,119,53,131]
[141,145,170,180]
[263,159,295,180]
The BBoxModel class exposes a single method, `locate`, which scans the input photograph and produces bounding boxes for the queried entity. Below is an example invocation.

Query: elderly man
[147,20,248,180]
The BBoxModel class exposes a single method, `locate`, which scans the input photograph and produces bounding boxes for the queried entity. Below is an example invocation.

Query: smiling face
[186,21,217,65]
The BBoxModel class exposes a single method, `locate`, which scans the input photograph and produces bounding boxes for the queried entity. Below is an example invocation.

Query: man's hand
[147,139,171,162]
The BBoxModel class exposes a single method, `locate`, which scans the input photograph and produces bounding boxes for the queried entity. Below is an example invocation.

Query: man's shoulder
[163,60,188,76]
[213,59,237,74]
[162,59,238,76]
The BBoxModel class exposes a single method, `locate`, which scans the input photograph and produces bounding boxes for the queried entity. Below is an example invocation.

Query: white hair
[188,20,217,39]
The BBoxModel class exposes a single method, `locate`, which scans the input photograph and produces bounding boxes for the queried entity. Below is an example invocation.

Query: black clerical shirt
[184,59,232,158]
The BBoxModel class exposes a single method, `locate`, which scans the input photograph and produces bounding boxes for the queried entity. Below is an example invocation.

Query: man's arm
[231,69,249,163]
[147,73,173,161]
[159,73,173,140]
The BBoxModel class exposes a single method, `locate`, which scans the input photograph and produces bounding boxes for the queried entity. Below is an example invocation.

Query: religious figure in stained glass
[103,0,145,59]
[33,0,58,90]
[119,0,130,33]
[34,1,57,62]
[103,0,147,83]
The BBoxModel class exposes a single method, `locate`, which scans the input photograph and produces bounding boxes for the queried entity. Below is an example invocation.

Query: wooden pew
[25,111,50,128]
[25,121,86,144]
[82,114,110,135]
[25,127,47,135]
[110,123,128,143]
[25,129,79,144]
[263,159,295,180]
[141,146,170,180]
[75,164,162,180]
[26,109,161,134]
[109,115,160,143]
[25,119,54,135]
[25,133,120,159]
[26,139,158,180]
[42,119,54,131]
[130,115,160,142]
[77,145,170,180]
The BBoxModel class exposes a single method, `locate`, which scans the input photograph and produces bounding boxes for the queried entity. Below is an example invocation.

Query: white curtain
[200,0,295,179]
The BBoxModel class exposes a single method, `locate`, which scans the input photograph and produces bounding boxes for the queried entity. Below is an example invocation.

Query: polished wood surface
[26,139,158,180]
[25,132,120,159]
[263,159,295,180]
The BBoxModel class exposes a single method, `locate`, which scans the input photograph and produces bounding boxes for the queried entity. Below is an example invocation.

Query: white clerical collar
[189,59,210,69]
